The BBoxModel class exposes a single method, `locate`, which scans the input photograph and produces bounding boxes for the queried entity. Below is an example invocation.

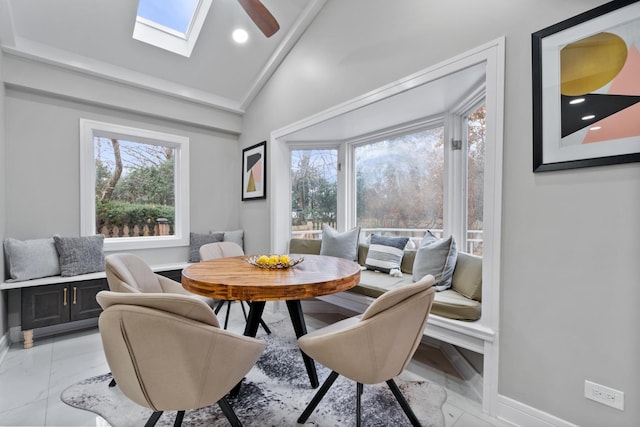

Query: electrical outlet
[585,380,624,411]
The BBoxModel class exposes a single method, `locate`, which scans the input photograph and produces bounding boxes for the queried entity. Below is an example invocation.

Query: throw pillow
[3,238,61,281]
[412,232,458,291]
[53,235,105,277]
[365,234,409,274]
[319,224,360,261]
[189,232,224,262]
[223,229,244,250]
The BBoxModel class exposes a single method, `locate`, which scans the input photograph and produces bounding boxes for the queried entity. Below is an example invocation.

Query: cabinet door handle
[63,287,68,306]
[73,287,77,305]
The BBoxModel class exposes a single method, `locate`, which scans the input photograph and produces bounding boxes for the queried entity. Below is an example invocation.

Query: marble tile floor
[0,303,510,427]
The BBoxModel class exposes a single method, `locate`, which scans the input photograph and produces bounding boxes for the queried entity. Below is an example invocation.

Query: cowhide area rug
[61,320,446,426]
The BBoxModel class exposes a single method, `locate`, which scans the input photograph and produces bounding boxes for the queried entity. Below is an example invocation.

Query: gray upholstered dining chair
[199,241,271,334]
[96,291,266,427]
[297,275,436,427]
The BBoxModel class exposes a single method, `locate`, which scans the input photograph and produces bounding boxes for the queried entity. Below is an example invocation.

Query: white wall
[239,1,639,426]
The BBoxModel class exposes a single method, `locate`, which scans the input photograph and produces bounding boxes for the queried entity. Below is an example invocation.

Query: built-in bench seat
[289,238,493,354]
[1,262,190,348]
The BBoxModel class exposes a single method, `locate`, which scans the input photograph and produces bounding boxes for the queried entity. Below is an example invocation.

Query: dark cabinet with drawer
[156,268,184,283]
[21,278,109,346]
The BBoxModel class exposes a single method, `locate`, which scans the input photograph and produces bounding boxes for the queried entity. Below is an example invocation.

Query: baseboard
[496,394,580,427]
[0,331,10,366]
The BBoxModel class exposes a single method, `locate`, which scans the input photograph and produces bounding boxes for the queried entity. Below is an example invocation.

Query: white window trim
[79,119,190,251]
[133,0,212,58]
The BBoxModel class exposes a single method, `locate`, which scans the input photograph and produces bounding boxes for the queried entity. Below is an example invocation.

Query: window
[80,119,190,251]
[286,106,485,252]
[290,148,338,239]
[354,126,444,243]
[133,0,213,57]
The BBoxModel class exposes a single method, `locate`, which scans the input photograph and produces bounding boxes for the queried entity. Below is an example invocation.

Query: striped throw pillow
[365,234,409,274]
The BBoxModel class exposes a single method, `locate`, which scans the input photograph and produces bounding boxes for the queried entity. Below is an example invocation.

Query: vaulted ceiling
[0,0,326,113]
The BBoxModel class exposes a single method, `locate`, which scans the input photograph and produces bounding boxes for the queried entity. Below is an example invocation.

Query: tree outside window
[95,138,176,238]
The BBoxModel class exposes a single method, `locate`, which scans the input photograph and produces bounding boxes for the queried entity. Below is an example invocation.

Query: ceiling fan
[237,0,280,37]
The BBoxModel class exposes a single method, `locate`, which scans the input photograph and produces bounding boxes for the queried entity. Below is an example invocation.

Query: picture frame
[532,0,640,172]
[242,141,267,201]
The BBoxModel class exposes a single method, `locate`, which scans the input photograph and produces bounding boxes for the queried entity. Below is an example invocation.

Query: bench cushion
[429,289,481,321]
[354,270,481,321]
[289,238,482,321]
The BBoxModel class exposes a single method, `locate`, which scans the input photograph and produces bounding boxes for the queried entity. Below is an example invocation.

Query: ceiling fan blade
[237,0,280,38]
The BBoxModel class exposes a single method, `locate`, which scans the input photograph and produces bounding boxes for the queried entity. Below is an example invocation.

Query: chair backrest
[356,275,436,383]
[96,291,266,412]
[105,253,163,293]
[199,241,244,261]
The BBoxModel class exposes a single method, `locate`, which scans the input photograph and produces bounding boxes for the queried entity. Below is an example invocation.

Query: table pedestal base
[232,300,319,395]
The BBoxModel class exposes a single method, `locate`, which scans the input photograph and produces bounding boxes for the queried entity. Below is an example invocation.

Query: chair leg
[218,397,242,427]
[173,410,185,427]
[223,301,232,329]
[144,411,163,427]
[386,379,422,427]
[297,371,340,424]
[356,382,363,427]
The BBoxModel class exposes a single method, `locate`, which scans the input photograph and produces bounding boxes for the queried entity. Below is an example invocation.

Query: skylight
[133,0,212,57]
[137,0,199,36]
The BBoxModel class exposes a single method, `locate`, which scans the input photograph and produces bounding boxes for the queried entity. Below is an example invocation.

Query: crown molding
[2,37,244,115]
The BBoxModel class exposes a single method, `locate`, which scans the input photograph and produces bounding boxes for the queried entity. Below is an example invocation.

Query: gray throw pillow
[319,224,360,261]
[412,232,458,291]
[53,235,105,277]
[189,232,224,262]
[3,238,61,281]
[365,234,409,274]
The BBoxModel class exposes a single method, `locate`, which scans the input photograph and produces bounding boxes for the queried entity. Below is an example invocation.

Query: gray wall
[0,40,7,338]
[239,1,639,426]
[3,77,243,329]
[4,89,241,257]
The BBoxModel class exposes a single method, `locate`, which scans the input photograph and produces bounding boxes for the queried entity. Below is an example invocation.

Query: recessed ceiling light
[233,28,249,44]
[569,98,586,105]
[582,114,596,121]
[590,126,602,131]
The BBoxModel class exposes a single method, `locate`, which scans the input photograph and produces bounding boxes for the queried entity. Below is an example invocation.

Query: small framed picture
[242,141,267,201]
[532,0,640,172]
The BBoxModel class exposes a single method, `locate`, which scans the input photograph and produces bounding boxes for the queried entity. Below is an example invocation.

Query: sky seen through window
[137,0,200,35]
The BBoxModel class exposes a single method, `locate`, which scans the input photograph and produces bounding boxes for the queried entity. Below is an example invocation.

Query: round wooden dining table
[182,254,361,389]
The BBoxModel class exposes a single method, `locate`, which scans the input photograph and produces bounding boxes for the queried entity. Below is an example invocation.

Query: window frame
[79,119,190,251]
[288,143,341,237]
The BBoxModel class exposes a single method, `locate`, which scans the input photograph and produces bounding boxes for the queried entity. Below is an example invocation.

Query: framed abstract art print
[532,0,640,171]
[242,141,267,201]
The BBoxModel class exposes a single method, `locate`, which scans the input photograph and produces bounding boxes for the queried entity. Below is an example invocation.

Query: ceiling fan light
[232,28,249,44]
